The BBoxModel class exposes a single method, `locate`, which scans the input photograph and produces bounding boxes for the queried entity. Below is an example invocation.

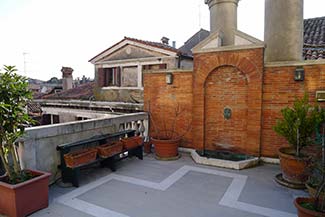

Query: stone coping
[192,44,264,54]
[20,112,148,141]
[34,99,144,111]
[265,59,325,67]
[143,69,193,74]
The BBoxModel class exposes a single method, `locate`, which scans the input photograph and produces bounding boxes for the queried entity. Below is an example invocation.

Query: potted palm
[149,103,191,160]
[273,94,317,188]
[0,66,50,217]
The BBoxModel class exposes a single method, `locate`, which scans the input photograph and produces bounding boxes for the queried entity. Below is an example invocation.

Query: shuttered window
[102,67,121,87]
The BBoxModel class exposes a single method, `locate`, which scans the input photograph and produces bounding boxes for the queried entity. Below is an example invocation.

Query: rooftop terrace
[29,153,307,217]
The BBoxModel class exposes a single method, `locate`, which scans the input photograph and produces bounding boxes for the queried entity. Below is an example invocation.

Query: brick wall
[261,63,325,157]
[143,71,194,148]
[142,48,325,158]
[193,48,264,156]
[204,65,249,153]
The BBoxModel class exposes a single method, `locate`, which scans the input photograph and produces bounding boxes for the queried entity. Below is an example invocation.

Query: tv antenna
[198,0,202,28]
[23,52,28,76]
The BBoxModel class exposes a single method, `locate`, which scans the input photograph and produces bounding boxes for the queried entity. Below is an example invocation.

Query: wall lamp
[294,67,305,81]
[166,73,173,84]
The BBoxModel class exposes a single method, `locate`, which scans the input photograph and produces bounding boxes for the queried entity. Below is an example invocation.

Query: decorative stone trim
[260,157,280,164]
[265,59,325,67]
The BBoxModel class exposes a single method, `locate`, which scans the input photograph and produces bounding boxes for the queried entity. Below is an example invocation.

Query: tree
[0,65,34,183]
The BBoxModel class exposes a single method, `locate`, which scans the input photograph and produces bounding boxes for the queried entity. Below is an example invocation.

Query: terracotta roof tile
[303,16,325,60]
[27,102,42,113]
[89,37,183,62]
[124,37,181,54]
[41,82,95,100]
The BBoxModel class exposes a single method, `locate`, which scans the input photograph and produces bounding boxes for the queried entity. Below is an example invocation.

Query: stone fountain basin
[180,148,260,170]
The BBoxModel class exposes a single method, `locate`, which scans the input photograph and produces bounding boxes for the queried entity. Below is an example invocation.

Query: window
[103,67,121,87]
[76,117,89,121]
[99,66,142,88]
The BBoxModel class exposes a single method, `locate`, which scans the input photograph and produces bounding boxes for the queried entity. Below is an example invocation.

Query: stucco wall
[18,112,148,182]
[94,87,144,103]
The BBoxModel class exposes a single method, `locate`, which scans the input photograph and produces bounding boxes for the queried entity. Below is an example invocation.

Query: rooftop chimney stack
[264,0,304,62]
[172,41,176,48]
[205,0,240,46]
[61,67,73,90]
[161,37,170,45]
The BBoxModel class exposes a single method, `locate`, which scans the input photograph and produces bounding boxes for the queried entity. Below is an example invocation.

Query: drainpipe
[177,55,182,69]
[259,55,265,159]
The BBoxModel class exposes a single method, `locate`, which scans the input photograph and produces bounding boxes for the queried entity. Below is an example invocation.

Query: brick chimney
[264,0,304,62]
[161,37,170,45]
[61,67,73,90]
[205,0,240,46]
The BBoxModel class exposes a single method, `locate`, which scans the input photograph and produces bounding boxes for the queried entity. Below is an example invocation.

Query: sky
[0,0,324,81]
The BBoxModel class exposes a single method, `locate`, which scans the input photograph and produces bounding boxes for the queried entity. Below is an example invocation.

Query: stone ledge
[265,59,325,67]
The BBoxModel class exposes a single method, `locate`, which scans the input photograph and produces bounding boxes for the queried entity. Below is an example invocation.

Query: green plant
[0,65,34,184]
[304,123,325,213]
[273,94,318,157]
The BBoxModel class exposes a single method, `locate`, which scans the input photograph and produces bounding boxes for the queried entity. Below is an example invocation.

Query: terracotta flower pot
[151,137,180,160]
[97,142,123,158]
[0,169,51,217]
[306,182,325,200]
[278,147,310,185]
[121,136,143,150]
[64,148,98,168]
[294,197,325,217]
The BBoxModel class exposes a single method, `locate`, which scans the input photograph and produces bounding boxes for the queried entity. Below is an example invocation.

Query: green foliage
[0,65,34,183]
[273,94,318,156]
[300,201,318,211]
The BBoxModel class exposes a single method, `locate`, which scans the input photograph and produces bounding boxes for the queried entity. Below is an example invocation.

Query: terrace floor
[31,152,307,217]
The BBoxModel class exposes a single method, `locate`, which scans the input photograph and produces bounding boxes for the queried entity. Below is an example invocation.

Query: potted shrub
[273,94,317,187]
[306,112,325,198]
[0,66,50,217]
[295,122,325,217]
[149,103,191,160]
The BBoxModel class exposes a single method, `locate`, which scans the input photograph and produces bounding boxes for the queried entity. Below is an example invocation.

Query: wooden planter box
[0,169,50,217]
[97,142,123,158]
[64,148,97,168]
[121,136,143,150]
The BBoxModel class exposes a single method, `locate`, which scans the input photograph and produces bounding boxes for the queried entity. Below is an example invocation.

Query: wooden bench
[56,130,143,187]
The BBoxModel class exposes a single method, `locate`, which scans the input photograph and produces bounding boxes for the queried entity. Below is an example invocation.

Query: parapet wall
[262,60,325,157]
[18,112,148,182]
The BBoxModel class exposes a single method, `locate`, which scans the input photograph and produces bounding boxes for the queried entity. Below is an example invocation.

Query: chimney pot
[61,67,73,90]
[161,37,170,45]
